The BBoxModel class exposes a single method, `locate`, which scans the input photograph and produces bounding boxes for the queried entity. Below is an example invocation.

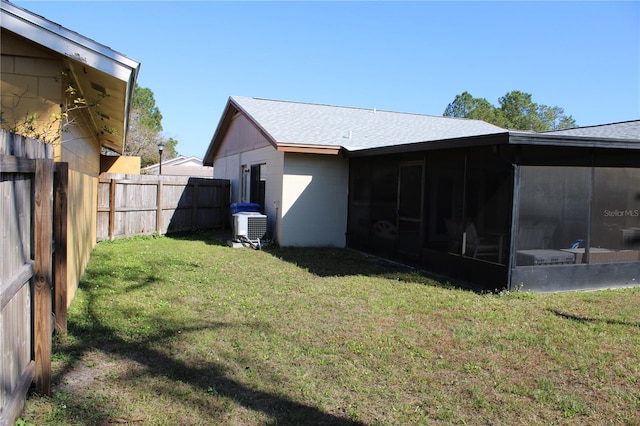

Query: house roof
[143,155,209,170]
[142,155,214,177]
[203,96,506,164]
[1,0,140,153]
[542,120,640,140]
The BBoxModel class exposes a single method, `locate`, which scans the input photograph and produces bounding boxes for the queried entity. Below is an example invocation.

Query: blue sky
[15,1,640,157]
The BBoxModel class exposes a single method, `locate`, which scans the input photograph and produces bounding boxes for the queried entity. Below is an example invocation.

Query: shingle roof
[543,120,640,141]
[231,96,506,151]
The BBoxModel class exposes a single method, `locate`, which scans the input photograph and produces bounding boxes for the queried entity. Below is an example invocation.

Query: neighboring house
[204,96,504,247]
[142,155,214,177]
[1,0,140,302]
[204,96,640,292]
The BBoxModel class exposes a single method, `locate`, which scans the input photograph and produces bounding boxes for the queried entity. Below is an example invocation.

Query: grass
[20,232,640,425]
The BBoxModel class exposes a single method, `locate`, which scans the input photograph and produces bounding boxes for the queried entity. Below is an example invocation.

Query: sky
[13,1,640,158]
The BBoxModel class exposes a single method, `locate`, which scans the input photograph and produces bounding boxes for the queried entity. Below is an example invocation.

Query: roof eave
[1,1,140,153]
[346,132,510,157]
[276,143,342,155]
[508,132,640,149]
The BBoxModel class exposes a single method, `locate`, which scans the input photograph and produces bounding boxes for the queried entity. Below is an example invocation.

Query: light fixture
[158,141,165,175]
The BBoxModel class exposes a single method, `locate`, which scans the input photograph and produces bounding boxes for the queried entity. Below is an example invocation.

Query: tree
[131,85,163,132]
[443,90,577,131]
[443,91,504,125]
[124,84,178,167]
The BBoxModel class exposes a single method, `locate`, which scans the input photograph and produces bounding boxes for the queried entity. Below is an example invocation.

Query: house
[204,96,640,292]
[1,0,140,302]
[203,96,504,247]
[142,155,214,177]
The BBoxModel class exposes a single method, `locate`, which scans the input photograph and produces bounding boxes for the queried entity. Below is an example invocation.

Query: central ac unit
[233,212,267,249]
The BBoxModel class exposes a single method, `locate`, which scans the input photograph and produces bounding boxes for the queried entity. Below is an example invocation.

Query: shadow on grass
[37,252,367,426]
[166,229,232,247]
[550,309,640,328]
[264,246,481,292]
[168,230,464,291]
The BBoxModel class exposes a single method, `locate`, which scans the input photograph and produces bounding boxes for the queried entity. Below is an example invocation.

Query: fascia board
[276,143,342,155]
[508,132,640,149]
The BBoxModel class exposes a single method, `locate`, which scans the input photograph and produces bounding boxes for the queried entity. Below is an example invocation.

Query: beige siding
[58,107,101,176]
[65,170,98,305]
[57,91,102,305]
[216,114,271,158]
[101,155,141,174]
[280,153,348,247]
[1,31,63,143]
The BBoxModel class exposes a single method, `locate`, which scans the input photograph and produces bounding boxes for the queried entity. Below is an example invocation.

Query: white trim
[1,2,139,82]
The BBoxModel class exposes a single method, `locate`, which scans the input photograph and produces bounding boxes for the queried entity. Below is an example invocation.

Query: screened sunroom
[346,123,640,292]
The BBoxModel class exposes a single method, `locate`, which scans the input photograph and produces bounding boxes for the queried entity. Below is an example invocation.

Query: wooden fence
[97,174,230,241]
[1,131,66,425]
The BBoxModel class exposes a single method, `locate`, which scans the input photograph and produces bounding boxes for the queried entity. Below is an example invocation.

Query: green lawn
[21,233,640,425]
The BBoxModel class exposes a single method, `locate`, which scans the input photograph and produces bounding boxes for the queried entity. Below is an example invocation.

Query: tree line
[443,90,577,131]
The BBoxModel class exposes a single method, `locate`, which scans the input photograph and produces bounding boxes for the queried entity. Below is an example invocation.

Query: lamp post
[157,141,165,175]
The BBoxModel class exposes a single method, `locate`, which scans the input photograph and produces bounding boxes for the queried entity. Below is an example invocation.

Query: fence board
[97,174,230,241]
[54,162,68,336]
[34,158,54,395]
[1,130,56,424]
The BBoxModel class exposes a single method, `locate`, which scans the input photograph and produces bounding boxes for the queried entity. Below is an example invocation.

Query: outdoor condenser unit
[233,212,267,249]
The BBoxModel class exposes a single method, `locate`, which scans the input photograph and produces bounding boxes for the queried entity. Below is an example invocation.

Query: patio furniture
[517,249,576,266]
[561,248,640,264]
[445,219,464,253]
[465,223,501,261]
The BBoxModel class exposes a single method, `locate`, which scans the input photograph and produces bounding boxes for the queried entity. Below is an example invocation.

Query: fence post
[109,178,116,240]
[54,162,68,337]
[156,178,163,235]
[34,158,53,395]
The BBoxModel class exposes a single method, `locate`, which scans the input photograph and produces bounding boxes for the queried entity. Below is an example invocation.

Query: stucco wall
[280,153,349,247]
[101,155,141,174]
[212,112,348,247]
[214,146,284,239]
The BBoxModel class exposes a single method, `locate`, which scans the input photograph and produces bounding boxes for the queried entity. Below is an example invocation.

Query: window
[250,163,266,210]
